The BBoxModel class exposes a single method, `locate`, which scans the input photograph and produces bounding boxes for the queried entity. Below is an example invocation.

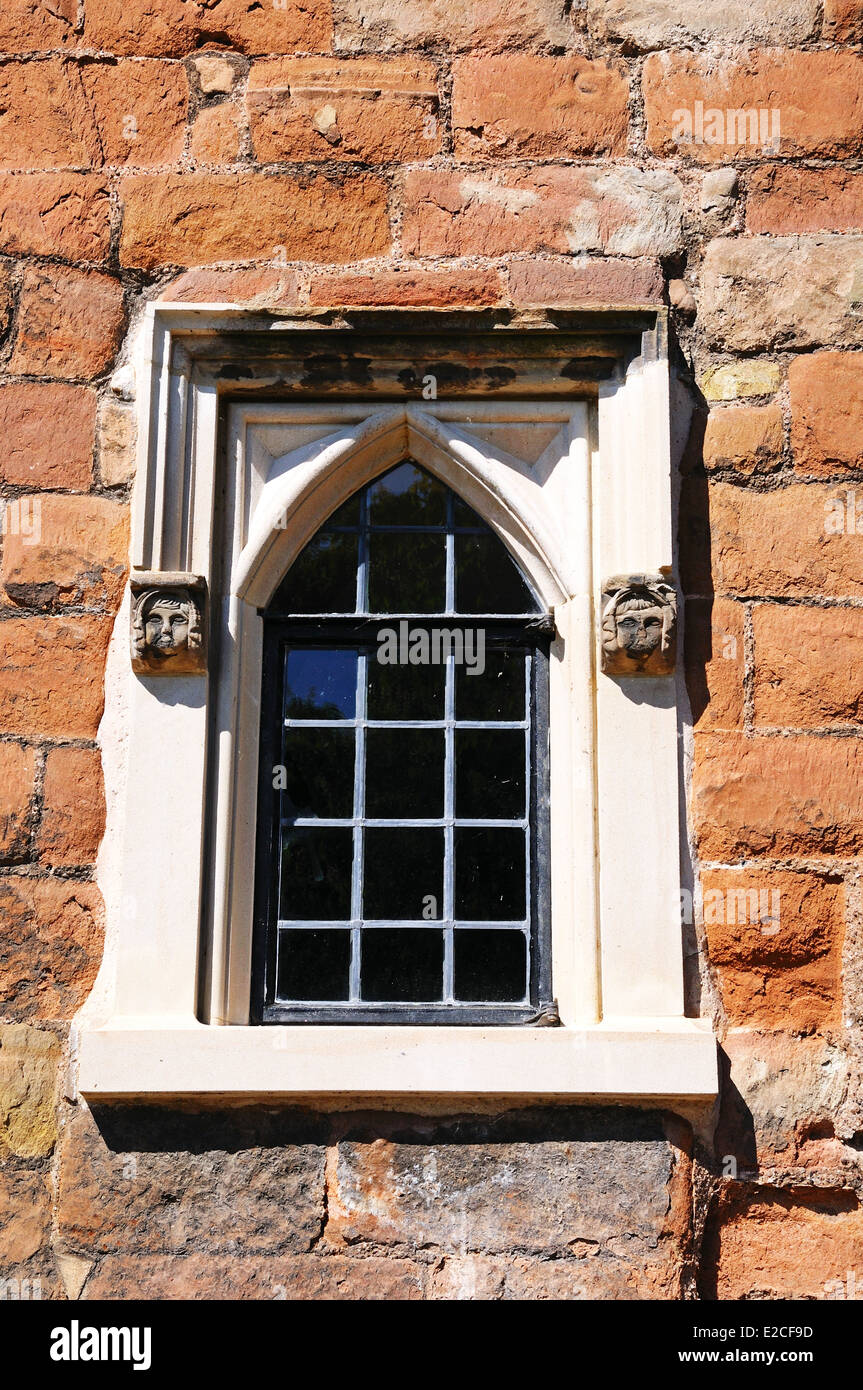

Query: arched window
[252,461,553,1024]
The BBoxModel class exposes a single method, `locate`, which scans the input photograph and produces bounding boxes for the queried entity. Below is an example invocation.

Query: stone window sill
[76,1018,718,1101]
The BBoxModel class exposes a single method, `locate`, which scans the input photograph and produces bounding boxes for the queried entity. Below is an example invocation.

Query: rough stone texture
[1,494,128,611]
[0,1024,60,1158]
[0,385,96,491]
[0,60,101,168]
[0,617,112,738]
[248,57,441,163]
[644,50,863,162]
[0,877,104,1020]
[824,0,863,41]
[193,55,237,96]
[699,361,781,402]
[0,742,36,862]
[0,174,112,261]
[702,403,783,473]
[707,1188,863,1300]
[701,869,843,1032]
[682,481,863,599]
[507,257,664,305]
[451,55,629,159]
[700,236,863,351]
[332,0,573,51]
[308,266,504,308]
[84,0,332,57]
[0,1165,54,1271]
[753,604,863,728]
[718,1032,850,1160]
[85,1253,427,1299]
[326,1110,685,1296]
[588,0,818,47]
[9,266,126,380]
[96,397,136,488]
[190,104,243,164]
[684,597,745,732]
[789,352,863,475]
[79,60,188,167]
[0,0,78,53]
[403,167,684,259]
[36,747,106,866]
[747,167,863,236]
[158,266,302,307]
[57,1106,328,1256]
[693,732,863,858]
[120,173,390,270]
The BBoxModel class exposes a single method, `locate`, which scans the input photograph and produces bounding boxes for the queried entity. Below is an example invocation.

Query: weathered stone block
[36,748,106,867]
[119,173,390,270]
[308,266,503,308]
[0,743,36,862]
[57,1106,328,1257]
[333,0,573,50]
[0,617,112,739]
[403,167,683,259]
[451,55,629,159]
[0,1025,60,1158]
[644,50,863,161]
[747,167,863,236]
[0,880,104,1021]
[329,1111,678,1263]
[789,351,863,474]
[684,597,745,732]
[708,1187,863,1299]
[753,604,863,728]
[0,384,96,491]
[702,869,843,1031]
[703,404,784,473]
[589,0,818,47]
[0,174,111,261]
[700,236,863,350]
[9,266,125,380]
[85,0,331,57]
[1,495,128,611]
[247,57,440,163]
[693,732,863,857]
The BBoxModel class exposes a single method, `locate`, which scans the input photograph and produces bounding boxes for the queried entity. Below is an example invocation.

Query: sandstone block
[451,55,629,159]
[1,494,129,611]
[36,747,106,867]
[0,617,112,738]
[403,167,683,259]
[248,57,440,163]
[120,173,390,270]
[0,385,96,491]
[9,266,125,380]
[0,878,104,1021]
[789,352,863,474]
[700,236,863,351]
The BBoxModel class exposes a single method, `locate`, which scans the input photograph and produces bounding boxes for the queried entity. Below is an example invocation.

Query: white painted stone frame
[77,304,717,1100]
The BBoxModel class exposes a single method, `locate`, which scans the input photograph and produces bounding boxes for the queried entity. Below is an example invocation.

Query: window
[77,305,718,1102]
[253,462,553,1023]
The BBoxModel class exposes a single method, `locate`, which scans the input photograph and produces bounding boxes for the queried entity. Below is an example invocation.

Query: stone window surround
[76,303,718,1102]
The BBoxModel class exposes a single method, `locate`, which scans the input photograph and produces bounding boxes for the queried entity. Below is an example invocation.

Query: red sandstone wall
[1,0,862,1301]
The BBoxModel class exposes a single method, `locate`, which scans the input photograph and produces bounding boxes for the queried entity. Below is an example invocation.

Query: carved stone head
[601,574,677,676]
[130,573,207,675]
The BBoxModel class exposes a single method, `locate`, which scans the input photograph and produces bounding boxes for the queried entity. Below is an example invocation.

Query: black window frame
[250,475,554,1027]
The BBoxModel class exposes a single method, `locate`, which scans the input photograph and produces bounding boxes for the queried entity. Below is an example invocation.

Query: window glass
[258,462,548,1021]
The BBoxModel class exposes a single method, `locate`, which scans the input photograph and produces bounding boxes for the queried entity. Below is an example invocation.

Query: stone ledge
[77,1018,718,1101]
